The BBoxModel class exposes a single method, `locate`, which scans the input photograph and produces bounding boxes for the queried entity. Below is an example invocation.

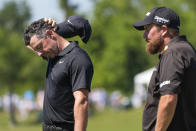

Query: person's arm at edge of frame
[155,94,178,131]
[73,88,89,131]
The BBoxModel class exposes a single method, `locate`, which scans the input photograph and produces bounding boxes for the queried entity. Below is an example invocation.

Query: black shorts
[43,123,74,131]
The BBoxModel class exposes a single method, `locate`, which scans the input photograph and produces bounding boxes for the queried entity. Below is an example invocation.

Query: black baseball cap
[57,16,92,43]
[133,7,180,30]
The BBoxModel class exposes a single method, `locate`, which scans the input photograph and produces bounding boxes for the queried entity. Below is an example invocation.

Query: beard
[146,36,164,55]
[48,49,59,58]
[46,43,59,58]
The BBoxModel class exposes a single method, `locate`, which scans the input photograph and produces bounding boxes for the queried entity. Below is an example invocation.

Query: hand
[44,18,57,31]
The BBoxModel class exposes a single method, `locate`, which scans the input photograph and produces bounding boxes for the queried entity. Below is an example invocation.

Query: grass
[0,110,42,131]
[0,107,143,131]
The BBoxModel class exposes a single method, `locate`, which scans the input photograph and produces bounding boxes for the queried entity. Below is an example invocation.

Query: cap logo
[154,16,169,24]
[67,19,73,25]
[146,12,151,16]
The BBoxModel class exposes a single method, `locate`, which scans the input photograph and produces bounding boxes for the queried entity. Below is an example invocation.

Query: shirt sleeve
[70,53,94,92]
[159,51,185,95]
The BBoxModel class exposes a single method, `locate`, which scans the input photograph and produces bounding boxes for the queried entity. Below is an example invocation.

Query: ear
[45,30,53,36]
[161,25,168,37]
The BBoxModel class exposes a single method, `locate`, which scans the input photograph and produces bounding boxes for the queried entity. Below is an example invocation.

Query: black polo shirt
[143,36,196,131]
[43,41,93,127]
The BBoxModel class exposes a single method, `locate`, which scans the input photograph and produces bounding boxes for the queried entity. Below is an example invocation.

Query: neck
[164,37,172,46]
[164,34,178,46]
[56,36,70,51]
[160,36,173,53]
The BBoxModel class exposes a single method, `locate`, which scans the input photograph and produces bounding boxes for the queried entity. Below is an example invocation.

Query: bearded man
[133,7,196,131]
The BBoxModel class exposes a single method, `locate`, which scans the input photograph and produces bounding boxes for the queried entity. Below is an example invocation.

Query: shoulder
[168,36,195,54]
[162,39,196,68]
[70,45,93,69]
[165,39,194,58]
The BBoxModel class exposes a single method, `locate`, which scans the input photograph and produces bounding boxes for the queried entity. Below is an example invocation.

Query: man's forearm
[74,99,88,131]
[155,94,178,131]
[73,89,89,131]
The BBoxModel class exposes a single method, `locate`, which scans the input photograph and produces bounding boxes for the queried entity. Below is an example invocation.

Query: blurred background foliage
[78,0,196,94]
[0,1,47,96]
[0,0,196,95]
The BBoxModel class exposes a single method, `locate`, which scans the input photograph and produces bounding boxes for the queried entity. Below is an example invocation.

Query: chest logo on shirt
[59,60,64,64]
[160,80,170,88]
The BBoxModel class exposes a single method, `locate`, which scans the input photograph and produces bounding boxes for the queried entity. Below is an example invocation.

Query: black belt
[43,123,73,131]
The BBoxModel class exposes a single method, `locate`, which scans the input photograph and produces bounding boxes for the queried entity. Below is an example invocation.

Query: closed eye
[144,24,153,32]
[35,43,43,51]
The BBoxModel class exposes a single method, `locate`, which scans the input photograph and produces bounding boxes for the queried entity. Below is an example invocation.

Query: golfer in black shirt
[133,7,196,131]
[24,16,93,131]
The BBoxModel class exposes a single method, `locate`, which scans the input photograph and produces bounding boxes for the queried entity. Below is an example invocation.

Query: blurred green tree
[81,0,196,94]
[84,0,153,94]
[0,0,48,95]
[0,1,30,33]
[59,0,77,16]
[0,1,47,125]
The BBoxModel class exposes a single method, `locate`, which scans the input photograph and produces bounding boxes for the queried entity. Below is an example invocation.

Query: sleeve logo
[160,80,170,88]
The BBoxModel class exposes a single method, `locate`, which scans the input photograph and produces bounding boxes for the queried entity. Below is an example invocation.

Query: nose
[37,52,43,57]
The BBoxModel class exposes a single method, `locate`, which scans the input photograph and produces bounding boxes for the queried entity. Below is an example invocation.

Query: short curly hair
[24,18,54,45]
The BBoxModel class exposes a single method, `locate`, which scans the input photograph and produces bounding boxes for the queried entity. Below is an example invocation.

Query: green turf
[88,108,143,131]
[0,107,143,131]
